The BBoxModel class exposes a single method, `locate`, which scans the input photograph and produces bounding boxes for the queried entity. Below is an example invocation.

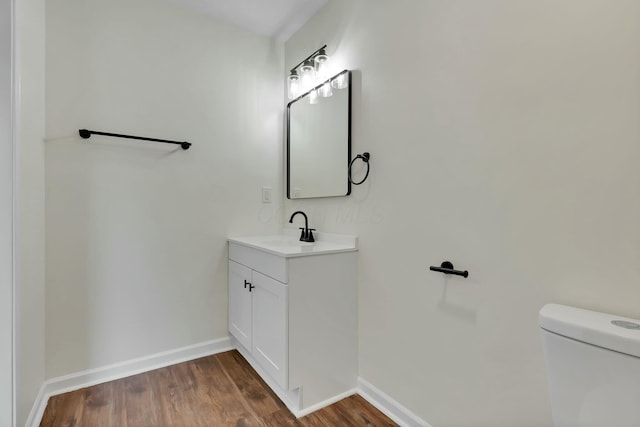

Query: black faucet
[289,211,315,243]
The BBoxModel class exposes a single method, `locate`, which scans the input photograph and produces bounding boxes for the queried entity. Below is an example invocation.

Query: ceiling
[172,0,328,41]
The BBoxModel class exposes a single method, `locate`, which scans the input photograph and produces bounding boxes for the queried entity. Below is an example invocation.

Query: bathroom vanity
[227,231,358,416]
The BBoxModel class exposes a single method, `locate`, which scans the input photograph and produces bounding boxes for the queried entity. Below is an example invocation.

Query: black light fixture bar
[79,129,191,150]
[289,44,327,73]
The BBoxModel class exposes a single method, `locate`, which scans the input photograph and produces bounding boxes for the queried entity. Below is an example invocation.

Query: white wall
[285,1,640,425]
[45,0,283,378]
[0,0,15,424]
[14,0,46,423]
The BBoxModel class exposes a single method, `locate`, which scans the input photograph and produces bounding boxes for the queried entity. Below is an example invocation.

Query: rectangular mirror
[287,69,351,199]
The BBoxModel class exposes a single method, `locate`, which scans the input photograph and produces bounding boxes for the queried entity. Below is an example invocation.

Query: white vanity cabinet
[228,233,357,415]
[228,259,288,389]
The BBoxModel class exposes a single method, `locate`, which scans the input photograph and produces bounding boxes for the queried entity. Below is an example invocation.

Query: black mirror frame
[286,69,352,199]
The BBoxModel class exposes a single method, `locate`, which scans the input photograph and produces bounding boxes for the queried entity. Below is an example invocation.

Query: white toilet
[539,304,640,427]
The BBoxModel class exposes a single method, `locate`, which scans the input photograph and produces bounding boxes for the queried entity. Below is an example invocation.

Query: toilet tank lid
[539,304,640,358]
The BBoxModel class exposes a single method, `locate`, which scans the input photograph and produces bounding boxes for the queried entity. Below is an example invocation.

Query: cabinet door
[228,260,253,350]
[252,271,288,390]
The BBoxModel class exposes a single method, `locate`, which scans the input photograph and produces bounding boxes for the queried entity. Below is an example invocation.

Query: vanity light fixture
[288,45,339,101]
[313,48,330,80]
[299,60,316,90]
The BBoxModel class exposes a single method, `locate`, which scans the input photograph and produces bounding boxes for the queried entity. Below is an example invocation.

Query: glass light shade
[300,60,316,91]
[314,50,330,81]
[319,82,333,98]
[331,73,348,90]
[309,89,319,105]
[288,72,300,100]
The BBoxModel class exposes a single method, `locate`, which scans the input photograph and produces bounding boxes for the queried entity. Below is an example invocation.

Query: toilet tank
[539,304,640,427]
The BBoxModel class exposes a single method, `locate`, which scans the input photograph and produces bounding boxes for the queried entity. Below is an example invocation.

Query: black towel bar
[79,129,191,150]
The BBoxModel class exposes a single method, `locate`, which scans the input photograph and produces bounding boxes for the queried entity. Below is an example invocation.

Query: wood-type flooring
[40,350,398,426]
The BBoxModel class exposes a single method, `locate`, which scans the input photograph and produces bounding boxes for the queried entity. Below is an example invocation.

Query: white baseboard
[24,384,48,427]
[295,387,358,418]
[26,337,232,427]
[357,377,431,427]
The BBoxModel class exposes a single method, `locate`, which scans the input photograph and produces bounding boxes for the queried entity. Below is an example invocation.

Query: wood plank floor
[40,350,398,426]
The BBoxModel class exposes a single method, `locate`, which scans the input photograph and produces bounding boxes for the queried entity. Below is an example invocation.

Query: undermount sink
[228,229,357,257]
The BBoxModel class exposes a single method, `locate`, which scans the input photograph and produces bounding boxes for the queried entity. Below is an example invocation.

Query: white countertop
[228,229,358,258]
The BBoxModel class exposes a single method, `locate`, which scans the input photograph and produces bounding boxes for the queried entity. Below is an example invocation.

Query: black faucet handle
[299,227,306,240]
